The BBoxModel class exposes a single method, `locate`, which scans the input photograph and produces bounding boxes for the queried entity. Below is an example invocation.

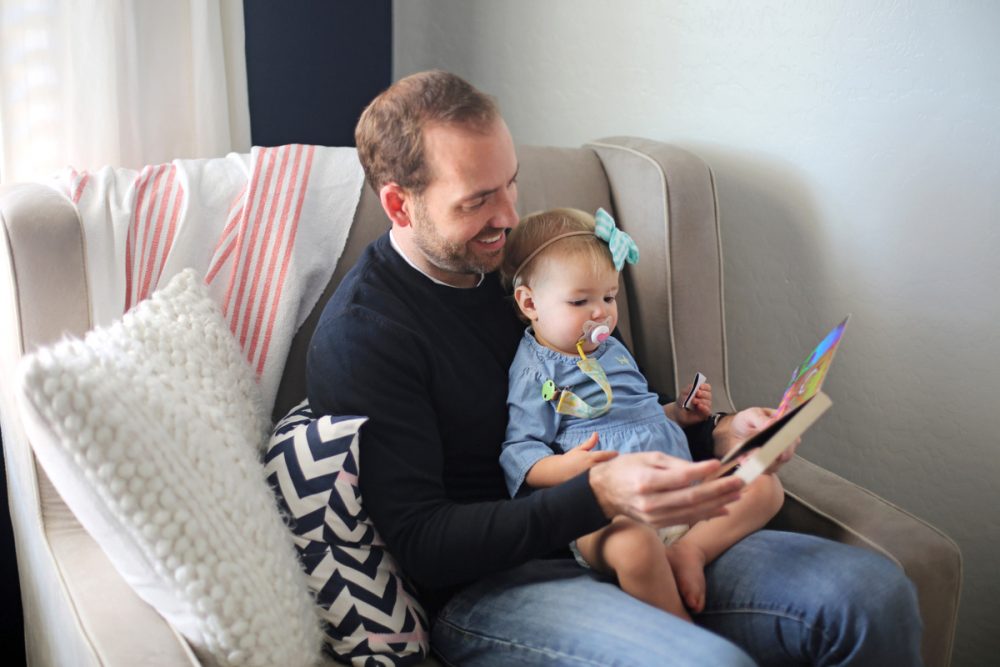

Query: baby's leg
[667,473,785,613]
[576,516,691,621]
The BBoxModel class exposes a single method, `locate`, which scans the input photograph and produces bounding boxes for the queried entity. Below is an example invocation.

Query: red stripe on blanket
[205,187,248,285]
[223,148,280,322]
[71,172,90,204]
[125,165,163,311]
[206,233,238,286]
[153,175,185,293]
[59,168,79,200]
[138,166,178,301]
[134,165,171,307]
[225,148,280,336]
[246,145,305,368]
[235,145,294,350]
[254,145,315,375]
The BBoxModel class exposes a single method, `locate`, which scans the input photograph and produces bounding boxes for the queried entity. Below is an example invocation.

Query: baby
[499,207,784,620]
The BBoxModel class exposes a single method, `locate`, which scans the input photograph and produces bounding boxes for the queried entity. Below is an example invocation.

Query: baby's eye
[604,295,616,303]
[569,299,587,307]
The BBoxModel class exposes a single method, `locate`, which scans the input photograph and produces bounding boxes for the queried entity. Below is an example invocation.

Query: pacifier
[581,317,613,345]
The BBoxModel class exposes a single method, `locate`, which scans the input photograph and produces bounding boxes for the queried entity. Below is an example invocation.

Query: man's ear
[513,285,539,321]
[379,183,413,228]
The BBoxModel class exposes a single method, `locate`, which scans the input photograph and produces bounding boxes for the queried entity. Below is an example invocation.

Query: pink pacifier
[581,317,613,345]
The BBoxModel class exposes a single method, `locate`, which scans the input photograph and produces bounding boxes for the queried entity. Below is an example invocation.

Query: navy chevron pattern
[265,400,429,666]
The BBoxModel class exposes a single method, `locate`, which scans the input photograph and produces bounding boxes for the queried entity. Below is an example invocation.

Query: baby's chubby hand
[564,432,618,473]
[664,382,713,427]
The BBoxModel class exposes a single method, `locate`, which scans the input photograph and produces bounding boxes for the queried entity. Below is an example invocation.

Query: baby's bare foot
[666,541,708,613]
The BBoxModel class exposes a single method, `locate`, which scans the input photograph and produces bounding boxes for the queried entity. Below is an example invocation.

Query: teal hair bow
[595,208,639,271]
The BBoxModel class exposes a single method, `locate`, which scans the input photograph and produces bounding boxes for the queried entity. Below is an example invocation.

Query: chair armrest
[46,496,199,666]
[772,456,961,667]
[1,183,197,666]
[587,137,736,412]
[584,139,960,666]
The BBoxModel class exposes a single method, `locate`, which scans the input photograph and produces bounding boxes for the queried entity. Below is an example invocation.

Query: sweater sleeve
[307,306,609,591]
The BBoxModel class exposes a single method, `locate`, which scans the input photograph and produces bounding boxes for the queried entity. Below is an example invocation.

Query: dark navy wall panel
[243,1,392,147]
[0,440,25,663]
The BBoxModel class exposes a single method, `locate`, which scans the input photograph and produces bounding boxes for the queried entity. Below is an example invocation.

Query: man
[307,70,922,665]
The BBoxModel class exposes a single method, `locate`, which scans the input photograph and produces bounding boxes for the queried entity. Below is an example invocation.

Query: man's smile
[474,231,506,250]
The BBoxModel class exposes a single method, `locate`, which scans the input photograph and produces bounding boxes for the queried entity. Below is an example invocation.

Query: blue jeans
[432,531,923,666]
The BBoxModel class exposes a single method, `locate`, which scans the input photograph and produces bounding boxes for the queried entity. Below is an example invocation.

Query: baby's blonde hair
[501,208,616,289]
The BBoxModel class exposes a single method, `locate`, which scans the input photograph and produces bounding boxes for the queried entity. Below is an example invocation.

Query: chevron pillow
[264,400,429,665]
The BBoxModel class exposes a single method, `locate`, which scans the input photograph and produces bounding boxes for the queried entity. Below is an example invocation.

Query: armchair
[0,138,960,666]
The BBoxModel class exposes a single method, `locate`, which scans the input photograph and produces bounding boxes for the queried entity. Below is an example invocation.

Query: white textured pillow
[17,269,322,667]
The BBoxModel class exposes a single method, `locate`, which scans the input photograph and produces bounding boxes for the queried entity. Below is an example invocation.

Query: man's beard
[410,198,504,275]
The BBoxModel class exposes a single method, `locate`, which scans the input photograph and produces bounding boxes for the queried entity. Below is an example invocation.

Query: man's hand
[713,407,800,472]
[588,452,744,527]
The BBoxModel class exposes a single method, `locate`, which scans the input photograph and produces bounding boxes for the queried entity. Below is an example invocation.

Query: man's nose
[492,186,518,229]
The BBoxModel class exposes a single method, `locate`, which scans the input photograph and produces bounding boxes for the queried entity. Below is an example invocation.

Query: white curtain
[0,0,251,183]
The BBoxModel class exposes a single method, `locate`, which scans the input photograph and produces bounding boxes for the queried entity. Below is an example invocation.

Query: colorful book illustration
[714,315,850,483]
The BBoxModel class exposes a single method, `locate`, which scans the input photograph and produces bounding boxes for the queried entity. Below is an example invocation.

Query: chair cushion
[265,400,429,665]
[17,269,322,667]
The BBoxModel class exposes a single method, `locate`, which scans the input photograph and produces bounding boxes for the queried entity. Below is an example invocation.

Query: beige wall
[394,1,1000,664]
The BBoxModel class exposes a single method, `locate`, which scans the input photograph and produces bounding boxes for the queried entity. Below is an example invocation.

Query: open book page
[774,316,849,418]
[710,391,833,484]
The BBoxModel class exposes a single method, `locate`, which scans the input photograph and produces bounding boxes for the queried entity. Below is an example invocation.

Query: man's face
[404,118,519,285]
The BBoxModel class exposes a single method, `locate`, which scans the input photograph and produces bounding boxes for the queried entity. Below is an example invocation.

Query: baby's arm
[502,360,614,495]
[524,433,617,488]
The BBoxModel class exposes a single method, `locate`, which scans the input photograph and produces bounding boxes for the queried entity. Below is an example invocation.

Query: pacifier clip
[542,324,614,419]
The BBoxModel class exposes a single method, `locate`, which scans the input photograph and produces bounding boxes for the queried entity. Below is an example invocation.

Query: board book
[713,315,850,483]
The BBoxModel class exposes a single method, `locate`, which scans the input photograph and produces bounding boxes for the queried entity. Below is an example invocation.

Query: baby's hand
[525,433,617,488]
[564,432,618,475]
[666,382,713,427]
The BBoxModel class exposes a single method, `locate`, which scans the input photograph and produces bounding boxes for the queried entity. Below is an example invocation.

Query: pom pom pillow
[265,400,429,665]
[17,269,322,667]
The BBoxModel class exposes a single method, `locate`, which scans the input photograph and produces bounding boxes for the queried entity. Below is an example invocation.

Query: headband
[511,208,639,283]
[511,230,593,284]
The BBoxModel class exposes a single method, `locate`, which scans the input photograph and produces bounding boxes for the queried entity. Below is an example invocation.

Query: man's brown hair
[354,70,500,195]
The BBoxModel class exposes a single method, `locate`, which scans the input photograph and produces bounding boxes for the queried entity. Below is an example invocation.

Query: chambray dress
[501,329,692,499]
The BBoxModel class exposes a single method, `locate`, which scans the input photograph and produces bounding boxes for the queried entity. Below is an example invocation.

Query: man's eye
[463,198,487,211]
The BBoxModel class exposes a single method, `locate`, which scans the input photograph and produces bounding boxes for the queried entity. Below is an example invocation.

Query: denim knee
[433,616,758,667]
[432,558,760,667]
[696,530,924,665]
[824,549,924,664]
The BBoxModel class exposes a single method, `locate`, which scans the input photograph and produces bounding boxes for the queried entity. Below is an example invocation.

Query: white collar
[389,229,485,288]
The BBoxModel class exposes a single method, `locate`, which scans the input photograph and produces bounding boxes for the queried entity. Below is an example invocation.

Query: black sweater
[306,233,609,610]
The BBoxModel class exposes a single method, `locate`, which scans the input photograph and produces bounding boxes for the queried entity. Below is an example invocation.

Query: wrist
[586,463,617,519]
[711,412,729,429]
[710,412,734,457]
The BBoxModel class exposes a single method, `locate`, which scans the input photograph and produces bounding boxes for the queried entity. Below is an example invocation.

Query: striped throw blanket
[52,145,365,412]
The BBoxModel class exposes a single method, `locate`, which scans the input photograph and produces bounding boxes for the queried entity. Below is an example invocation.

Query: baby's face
[528,259,619,356]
